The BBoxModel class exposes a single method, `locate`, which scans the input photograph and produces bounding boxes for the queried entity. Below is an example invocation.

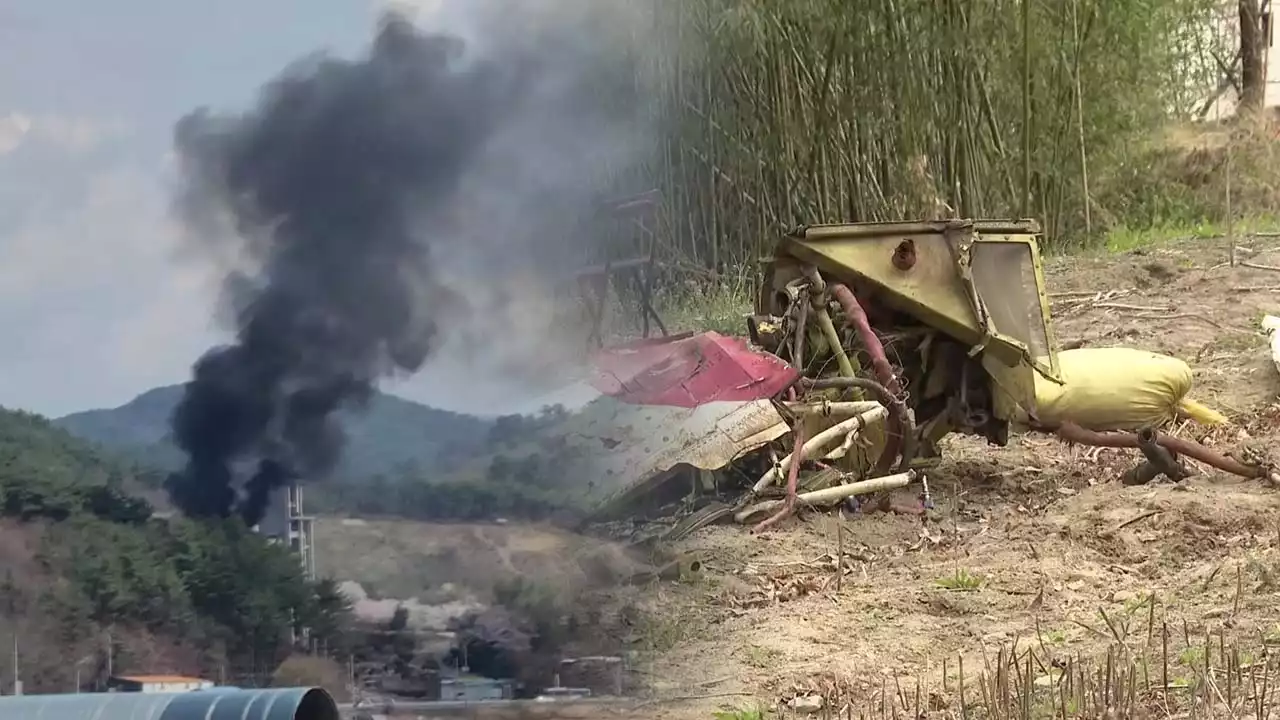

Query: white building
[107,675,215,693]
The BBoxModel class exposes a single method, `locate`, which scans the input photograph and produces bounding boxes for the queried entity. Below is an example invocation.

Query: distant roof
[112,675,208,683]
[441,676,511,685]
[561,656,623,664]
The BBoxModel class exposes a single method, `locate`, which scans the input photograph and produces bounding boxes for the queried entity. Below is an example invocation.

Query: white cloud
[0,111,126,157]
[376,0,443,15]
[0,157,222,416]
[0,113,32,155]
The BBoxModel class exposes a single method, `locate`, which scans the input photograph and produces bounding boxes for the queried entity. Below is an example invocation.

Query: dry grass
[1094,116,1280,242]
[271,655,352,702]
[768,630,1280,719]
[650,265,758,337]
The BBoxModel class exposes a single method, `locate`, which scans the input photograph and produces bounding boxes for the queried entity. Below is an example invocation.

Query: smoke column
[167,4,657,524]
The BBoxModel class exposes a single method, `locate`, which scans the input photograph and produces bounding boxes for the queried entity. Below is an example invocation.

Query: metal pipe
[792,289,810,370]
[0,686,338,720]
[813,306,858,380]
[1136,428,1192,481]
[736,471,917,524]
[751,421,810,533]
[782,401,883,417]
[803,377,918,473]
[753,406,889,492]
[828,284,901,396]
[794,219,1040,241]
[827,283,905,472]
[1046,422,1263,479]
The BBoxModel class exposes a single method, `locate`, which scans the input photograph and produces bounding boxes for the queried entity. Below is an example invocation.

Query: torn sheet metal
[562,332,800,516]
[588,331,800,406]
[1264,315,1280,375]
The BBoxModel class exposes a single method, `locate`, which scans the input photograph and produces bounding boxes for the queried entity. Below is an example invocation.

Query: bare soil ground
[637,237,1280,719]
[314,517,618,604]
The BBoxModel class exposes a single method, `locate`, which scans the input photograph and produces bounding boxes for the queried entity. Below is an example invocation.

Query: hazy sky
[0,0,578,418]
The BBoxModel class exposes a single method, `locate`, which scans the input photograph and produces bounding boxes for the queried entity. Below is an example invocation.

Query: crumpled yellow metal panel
[770,219,1060,418]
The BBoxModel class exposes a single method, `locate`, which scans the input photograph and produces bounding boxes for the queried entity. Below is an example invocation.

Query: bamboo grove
[581,0,1231,269]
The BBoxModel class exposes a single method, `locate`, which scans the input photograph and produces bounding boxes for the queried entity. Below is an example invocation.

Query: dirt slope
[314,517,612,603]
[640,237,1280,718]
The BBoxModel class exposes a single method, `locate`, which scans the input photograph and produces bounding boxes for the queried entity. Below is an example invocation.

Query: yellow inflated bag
[1028,347,1226,431]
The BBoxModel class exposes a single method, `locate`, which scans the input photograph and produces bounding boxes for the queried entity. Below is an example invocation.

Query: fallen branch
[737,471,917,525]
[1049,289,1135,312]
[1106,510,1162,534]
[753,406,888,492]
[1050,288,1133,299]
[1095,302,1172,312]
[1130,311,1224,329]
[630,691,754,709]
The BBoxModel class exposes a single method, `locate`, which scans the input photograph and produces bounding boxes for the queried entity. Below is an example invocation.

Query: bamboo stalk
[622,0,1216,267]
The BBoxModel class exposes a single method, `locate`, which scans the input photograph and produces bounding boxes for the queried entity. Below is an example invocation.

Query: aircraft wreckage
[540,215,1273,534]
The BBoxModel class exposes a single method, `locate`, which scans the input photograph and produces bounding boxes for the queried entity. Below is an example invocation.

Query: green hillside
[52,383,618,522]
[56,385,493,482]
[0,406,351,692]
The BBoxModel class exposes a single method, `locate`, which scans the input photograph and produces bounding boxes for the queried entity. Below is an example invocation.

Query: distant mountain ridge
[55,384,494,481]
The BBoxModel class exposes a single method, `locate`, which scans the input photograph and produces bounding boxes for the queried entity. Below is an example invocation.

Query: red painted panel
[588,332,798,408]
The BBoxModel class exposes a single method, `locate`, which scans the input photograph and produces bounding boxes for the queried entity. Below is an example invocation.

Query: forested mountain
[0,406,351,692]
[53,385,597,522]
[56,385,493,481]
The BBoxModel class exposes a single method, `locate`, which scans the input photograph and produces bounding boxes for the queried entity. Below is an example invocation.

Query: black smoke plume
[166,14,530,525]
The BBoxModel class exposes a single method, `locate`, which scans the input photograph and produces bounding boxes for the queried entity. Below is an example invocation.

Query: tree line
[314,404,583,523]
[0,407,352,692]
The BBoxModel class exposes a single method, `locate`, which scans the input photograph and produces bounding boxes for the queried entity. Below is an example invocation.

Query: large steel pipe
[0,686,339,720]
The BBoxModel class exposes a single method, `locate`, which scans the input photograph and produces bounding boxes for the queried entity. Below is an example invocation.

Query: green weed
[935,568,985,591]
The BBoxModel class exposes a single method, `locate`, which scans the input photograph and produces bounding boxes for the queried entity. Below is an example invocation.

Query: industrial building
[255,482,317,581]
[438,676,514,702]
